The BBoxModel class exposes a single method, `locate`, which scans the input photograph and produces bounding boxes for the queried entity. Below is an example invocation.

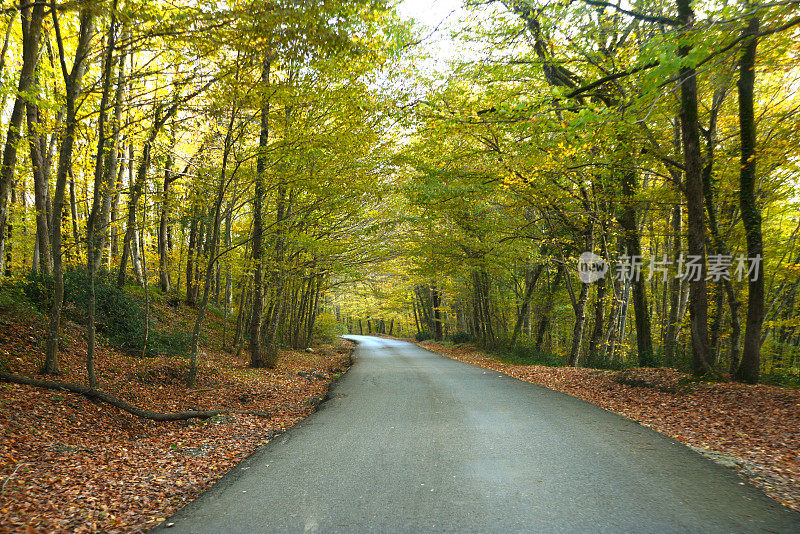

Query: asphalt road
[152,336,800,533]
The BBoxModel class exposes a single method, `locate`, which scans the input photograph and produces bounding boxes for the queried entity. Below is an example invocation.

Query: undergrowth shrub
[313,312,341,342]
[489,341,567,367]
[0,282,40,319]
[415,331,432,342]
[450,331,471,344]
[22,268,188,358]
[761,370,800,389]
[22,271,53,310]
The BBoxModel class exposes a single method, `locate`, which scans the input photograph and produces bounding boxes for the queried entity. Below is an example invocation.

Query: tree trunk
[158,148,174,292]
[677,0,714,376]
[44,8,95,375]
[535,269,562,353]
[27,99,53,276]
[735,16,763,384]
[185,211,197,304]
[617,163,654,366]
[568,277,589,367]
[86,4,118,388]
[68,170,80,256]
[664,206,683,366]
[117,93,181,287]
[258,102,294,366]
[101,28,126,269]
[0,4,45,277]
[188,107,235,387]
[0,373,269,421]
[431,282,443,341]
[587,275,607,367]
[510,264,543,347]
[249,59,270,368]
[118,131,152,287]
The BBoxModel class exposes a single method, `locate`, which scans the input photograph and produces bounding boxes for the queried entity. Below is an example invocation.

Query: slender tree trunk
[233,283,250,352]
[101,29,126,268]
[110,175,121,263]
[618,163,654,366]
[0,4,44,276]
[587,276,607,367]
[118,131,152,287]
[158,171,173,292]
[735,15,763,384]
[676,0,714,376]
[431,282,443,341]
[117,92,182,287]
[250,58,270,368]
[44,8,95,375]
[185,211,197,304]
[258,101,294,366]
[68,170,80,255]
[664,206,683,366]
[701,86,743,373]
[158,133,175,293]
[86,4,118,388]
[140,198,150,358]
[221,211,233,349]
[0,12,14,79]
[535,269,562,352]
[510,264,543,347]
[568,279,589,367]
[188,108,235,386]
[28,100,53,276]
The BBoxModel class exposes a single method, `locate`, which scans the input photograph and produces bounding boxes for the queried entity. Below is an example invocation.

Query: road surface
[153,336,800,533]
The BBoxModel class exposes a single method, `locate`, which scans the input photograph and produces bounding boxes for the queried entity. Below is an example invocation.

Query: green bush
[415,331,433,342]
[761,370,800,389]
[489,341,566,367]
[23,268,188,358]
[0,282,40,319]
[313,312,341,342]
[22,271,53,310]
[450,331,471,344]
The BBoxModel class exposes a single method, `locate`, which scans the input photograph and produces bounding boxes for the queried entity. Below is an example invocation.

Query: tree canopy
[0,0,798,385]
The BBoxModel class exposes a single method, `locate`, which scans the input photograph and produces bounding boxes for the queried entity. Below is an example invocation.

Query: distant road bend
[153,336,800,533]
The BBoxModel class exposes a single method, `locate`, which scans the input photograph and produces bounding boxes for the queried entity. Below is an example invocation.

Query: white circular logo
[577,252,608,283]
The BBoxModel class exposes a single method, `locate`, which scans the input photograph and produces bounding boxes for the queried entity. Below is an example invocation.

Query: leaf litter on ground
[0,304,352,533]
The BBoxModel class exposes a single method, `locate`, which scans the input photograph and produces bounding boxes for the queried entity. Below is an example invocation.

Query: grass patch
[486,341,566,367]
[761,371,800,389]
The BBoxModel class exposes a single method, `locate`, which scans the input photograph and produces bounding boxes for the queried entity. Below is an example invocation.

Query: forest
[0,0,797,390]
[340,0,800,386]
[0,0,799,531]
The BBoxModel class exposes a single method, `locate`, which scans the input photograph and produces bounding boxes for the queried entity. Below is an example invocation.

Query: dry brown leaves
[418,340,800,513]
[0,306,352,533]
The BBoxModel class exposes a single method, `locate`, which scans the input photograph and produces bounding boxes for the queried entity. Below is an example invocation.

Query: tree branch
[0,373,271,421]
[581,0,680,26]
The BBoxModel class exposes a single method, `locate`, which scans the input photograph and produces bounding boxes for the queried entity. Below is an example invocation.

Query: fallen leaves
[0,305,352,533]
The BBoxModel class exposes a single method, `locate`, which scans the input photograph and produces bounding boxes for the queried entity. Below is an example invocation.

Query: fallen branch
[186,387,219,394]
[0,373,270,422]
[1,462,28,494]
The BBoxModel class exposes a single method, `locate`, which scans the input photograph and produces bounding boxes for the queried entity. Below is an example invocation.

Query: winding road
[153,336,800,533]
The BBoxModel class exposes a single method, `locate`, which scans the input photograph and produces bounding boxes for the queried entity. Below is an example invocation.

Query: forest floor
[0,296,352,533]
[414,339,800,514]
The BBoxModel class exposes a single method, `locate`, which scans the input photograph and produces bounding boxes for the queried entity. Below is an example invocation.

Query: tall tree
[0,2,45,275]
[44,6,95,375]
[735,14,763,384]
